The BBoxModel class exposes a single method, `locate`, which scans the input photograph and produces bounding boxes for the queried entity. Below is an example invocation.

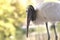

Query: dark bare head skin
[27,5,36,21]
[26,5,36,37]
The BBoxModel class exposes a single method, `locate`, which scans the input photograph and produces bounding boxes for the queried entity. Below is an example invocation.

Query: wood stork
[26,2,60,40]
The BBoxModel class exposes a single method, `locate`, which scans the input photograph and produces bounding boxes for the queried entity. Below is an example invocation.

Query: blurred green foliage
[56,22,60,32]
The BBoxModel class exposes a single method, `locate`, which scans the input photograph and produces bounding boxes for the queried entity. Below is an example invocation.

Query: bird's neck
[31,10,36,21]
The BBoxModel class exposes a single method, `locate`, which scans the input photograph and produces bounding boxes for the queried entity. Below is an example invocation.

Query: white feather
[32,2,60,24]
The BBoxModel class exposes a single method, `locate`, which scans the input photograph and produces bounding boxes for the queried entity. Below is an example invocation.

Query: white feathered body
[32,2,60,24]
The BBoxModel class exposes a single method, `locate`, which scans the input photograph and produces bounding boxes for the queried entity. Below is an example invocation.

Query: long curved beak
[26,14,31,37]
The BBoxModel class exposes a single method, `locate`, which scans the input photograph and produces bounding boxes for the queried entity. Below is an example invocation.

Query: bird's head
[26,5,36,37]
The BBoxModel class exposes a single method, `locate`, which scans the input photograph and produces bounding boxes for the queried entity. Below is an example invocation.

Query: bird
[26,2,60,40]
